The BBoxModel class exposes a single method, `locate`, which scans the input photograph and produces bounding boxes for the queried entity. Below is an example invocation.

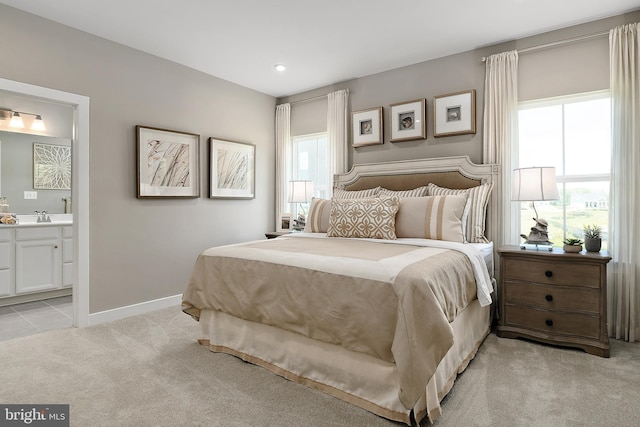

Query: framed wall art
[352,107,383,147]
[136,125,200,198]
[390,98,426,142]
[33,143,72,190]
[209,137,255,199]
[278,212,292,232]
[433,89,476,137]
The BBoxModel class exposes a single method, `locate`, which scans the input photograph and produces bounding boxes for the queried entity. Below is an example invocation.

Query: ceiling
[2,1,638,98]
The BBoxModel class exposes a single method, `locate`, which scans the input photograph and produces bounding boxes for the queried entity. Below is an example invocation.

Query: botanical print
[146,139,190,187]
[216,147,248,190]
[33,143,71,190]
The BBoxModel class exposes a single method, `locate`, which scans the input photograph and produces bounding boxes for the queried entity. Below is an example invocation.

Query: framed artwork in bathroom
[33,143,71,190]
[136,125,200,198]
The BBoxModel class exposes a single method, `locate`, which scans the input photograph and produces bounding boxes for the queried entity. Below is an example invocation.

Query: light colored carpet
[0,306,638,427]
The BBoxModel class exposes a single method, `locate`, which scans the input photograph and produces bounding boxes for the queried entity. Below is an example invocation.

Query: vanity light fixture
[9,112,24,128]
[0,108,46,131]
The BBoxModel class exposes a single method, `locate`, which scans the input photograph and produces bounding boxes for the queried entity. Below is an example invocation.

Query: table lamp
[512,167,559,250]
[288,180,314,231]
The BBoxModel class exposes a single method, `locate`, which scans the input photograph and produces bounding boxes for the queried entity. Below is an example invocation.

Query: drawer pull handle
[545,271,553,277]
[545,294,553,302]
[545,319,554,327]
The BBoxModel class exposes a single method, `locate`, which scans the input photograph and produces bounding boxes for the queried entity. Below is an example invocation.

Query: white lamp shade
[512,167,560,201]
[30,115,46,131]
[288,180,314,203]
[9,112,24,129]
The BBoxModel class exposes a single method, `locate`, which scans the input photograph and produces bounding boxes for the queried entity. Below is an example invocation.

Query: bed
[182,156,499,425]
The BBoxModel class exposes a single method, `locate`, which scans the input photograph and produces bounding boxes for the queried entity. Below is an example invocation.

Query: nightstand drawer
[503,259,600,288]
[505,282,600,313]
[505,305,600,339]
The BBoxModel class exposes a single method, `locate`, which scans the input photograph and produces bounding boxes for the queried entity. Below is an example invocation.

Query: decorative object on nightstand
[512,166,560,250]
[497,246,611,357]
[265,231,291,239]
[562,238,583,253]
[288,180,314,231]
[583,224,603,252]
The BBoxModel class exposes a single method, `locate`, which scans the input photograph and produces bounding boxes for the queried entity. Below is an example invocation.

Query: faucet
[36,210,51,223]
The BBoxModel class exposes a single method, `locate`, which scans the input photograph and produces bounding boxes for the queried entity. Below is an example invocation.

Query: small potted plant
[563,237,583,253]
[583,224,602,252]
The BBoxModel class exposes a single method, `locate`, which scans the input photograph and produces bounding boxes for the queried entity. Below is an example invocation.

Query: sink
[15,213,73,224]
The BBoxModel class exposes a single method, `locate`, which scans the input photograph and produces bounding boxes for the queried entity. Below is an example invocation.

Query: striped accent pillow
[327,196,400,240]
[379,186,428,198]
[395,195,467,242]
[332,186,381,199]
[427,182,493,243]
[303,198,332,233]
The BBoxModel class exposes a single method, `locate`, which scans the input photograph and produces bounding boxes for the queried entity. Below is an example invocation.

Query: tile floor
[0,296,73,342]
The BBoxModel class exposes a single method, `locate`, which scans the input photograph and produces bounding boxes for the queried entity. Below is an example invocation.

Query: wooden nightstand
[497,245,611,357]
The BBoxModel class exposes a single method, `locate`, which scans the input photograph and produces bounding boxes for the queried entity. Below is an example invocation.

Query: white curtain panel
[327,89,349,197]
[482,51,518,248]
[608,22,640,342]
[275,103,291,229]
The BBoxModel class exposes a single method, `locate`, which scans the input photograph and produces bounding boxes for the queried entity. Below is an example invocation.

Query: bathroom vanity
[0,218,73,306]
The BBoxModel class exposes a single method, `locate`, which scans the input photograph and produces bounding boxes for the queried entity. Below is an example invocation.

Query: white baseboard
[88,294,182,326]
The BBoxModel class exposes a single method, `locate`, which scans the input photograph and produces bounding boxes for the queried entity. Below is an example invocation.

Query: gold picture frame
[433,89,476,137]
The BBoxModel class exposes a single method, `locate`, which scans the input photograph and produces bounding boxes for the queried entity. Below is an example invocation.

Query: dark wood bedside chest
[497,245,611,357]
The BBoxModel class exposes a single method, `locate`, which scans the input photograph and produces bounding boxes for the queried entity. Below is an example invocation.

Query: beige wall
[279,11,640,168]
[0,5,276,313]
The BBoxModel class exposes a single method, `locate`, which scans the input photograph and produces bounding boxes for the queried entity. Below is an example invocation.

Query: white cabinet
[0,229,11,297]
[15,227,61,294]
[0,224,73,303]
[62,226,73,288]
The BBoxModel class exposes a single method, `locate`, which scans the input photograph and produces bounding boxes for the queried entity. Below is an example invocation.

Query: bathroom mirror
[0,130,71,214]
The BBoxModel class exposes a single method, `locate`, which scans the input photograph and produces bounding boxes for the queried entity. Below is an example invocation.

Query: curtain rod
[282,89,350,106]
[481,30,609,62]
[290,94,327,105]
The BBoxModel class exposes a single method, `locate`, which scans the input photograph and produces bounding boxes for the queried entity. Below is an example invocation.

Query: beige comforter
[182,234,490,409]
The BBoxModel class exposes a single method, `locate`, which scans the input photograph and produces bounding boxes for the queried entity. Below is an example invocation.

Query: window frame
[515,90,611,245]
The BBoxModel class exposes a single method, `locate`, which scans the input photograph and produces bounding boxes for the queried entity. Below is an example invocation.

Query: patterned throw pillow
[327,196,400,240]
[332,186,381,199]
[379,186,428,198]
[427,182,493,243]
[395,195,467,242]
[304,198,332,233]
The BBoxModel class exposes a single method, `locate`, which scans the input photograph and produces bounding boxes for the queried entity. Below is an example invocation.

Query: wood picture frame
[433,89,476,137]
[136,125,200,198]
[390,98,426,142]
[209,137,255,199]
[352,107,383,147]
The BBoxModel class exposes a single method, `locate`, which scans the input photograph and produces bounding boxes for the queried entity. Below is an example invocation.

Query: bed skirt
[198,300,489,425]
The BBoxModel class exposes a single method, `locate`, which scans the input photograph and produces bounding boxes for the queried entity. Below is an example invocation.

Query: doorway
[0,77,89,329]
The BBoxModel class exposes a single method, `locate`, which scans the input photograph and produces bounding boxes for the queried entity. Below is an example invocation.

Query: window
[516,91,611,248]
[289,133,328,217]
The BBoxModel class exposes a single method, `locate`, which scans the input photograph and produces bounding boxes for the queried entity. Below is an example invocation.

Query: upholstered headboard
[333,156,500,243]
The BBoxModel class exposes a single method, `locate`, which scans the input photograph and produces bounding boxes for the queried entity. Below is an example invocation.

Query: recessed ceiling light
[274,64,287,72]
